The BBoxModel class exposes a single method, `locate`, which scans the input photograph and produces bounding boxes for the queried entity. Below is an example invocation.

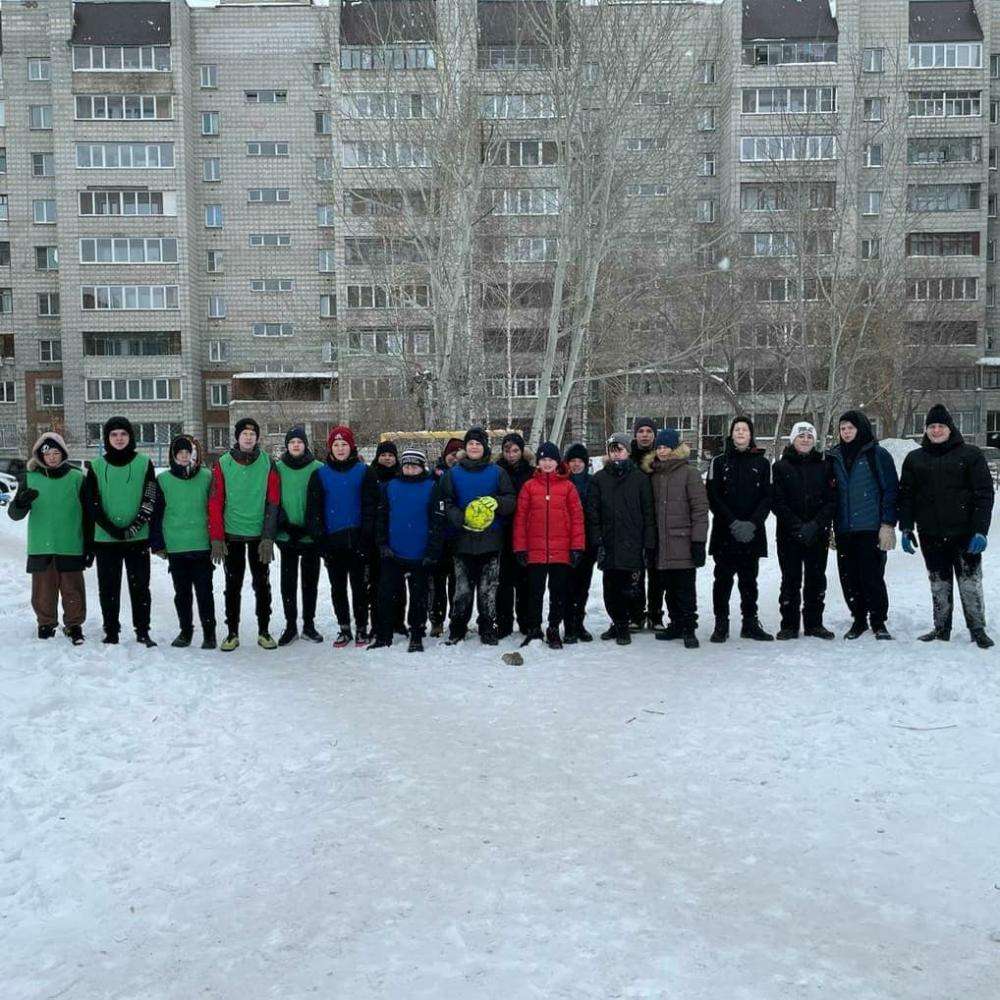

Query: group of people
[8,402,995,654]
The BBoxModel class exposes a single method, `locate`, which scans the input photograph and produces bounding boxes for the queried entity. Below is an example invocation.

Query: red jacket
[512,466,586,565]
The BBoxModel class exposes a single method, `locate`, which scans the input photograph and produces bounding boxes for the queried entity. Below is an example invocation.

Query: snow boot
[709,620,729,644]
[135,629,157,648]
[366,637,392,650]
[970,628,995,649]
[301,623,323,643]
[872,624,893,641]
[844,621,868,640]
[562,626,579,645]
[257,632,278,650]
[220,632,240,652]
[775,627,798,641]
[171,629,193,648]
[102,631,119,645]
[615,624,632,646]
[918,627,950,642]
[201,626,217,650]
[740,619,774,641]
[278,625,298,647]
[600,625,618,641]
[333,628,353,648]
[66,625,85,645]
[804,625,835,640]
[682,630,700,649]
[545,627,563,650]
[655,622,684,642]
[479,628,499,646]
[520,629,542,647]
[429,621,444,638]
[38,624,56,639]
[577,625,593,643]
[408,634,424,653]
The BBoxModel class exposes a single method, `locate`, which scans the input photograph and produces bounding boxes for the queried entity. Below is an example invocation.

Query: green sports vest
[158,467,211,554]
[92,453,151,544]
[276,458,321,543]
[219,450,270,537]
[26,468,85,557]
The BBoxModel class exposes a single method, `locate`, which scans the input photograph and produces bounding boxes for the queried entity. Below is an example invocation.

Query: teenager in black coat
[770,421,837,640]
[706,416,773,642]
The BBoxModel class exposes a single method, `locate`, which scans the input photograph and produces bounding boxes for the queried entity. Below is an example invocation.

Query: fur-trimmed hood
[26,431,69,472]
[637,448,656,474]
[651,442,692,469]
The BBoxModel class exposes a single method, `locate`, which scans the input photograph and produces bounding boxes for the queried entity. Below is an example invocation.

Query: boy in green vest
[8,432,91,644]
[150,435,216,649]
[275,426,324,646]
[85,416,158,647]
[208,417,281,651]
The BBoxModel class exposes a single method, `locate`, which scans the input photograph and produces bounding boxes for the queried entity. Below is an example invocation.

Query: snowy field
[2,506,999,999]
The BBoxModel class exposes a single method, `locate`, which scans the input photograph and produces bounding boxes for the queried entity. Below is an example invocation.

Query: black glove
[570,549,583,568]
[644,548,657,571]
[690,541,706,568]
[515,551,528,568]
[730,520,756,545]
[379,544,393,561]
[796,521,819,546]
[596,545,606,570]
[16,487,39,508]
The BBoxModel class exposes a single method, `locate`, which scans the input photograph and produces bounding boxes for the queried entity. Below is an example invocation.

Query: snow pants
[603,567,642,629]
[920,533,986,634]
[565,549,595,633]
[224,538,271,633]
[525,563,570,631]
[375,558,429,642]
[835,531,888,628]
[450,552,500,638]
[278,543,320,630]
[777,532,829,631]
[31,565,86,629]
[712,551,761,623]
[496,547,530,635]
[167,552,215,635]
[655,567,697,631]
[95,542,151,635]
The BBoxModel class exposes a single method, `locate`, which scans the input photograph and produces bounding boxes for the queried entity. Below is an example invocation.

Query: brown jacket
[650,445,709,570]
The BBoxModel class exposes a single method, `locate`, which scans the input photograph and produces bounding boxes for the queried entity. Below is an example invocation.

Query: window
[75,94,172,121]
[499,236,557,263]
[315,110,333,135]
[35,246,58,271]
[739,135,837,162]
[698,60,716,84]
[741,41,837,66]
[0,382,16,404]
[864,143,883,168]
[79,190,172,216]
[33,199,57,224]
[700,152,716,177]
[31,152,54,177]
[0,102,5,128]
[202,157,221,183]
[247,141,289,158]
[208,340,230,363]
[0,148,5,175]
[314,62,332,87]
[490,188,559,216]
[740,182,835,212]
[86,378,180,403]
[992,54,1000,79]
[207,250,224,273]
[250,278,294,293]
[0,195,7,222]
[860,237,880,260]
[908,90,981,118]
[860,191,881,216]
[72,45,170,72]
[81,285,179,311]
[741,87,836,114]
[991,193,998,218]
[477,45,550,71]
[697,107,717,131]
[0,288,11,313]
[317,205,336,227]
[315,157,334,181]
[908,136,982,165]
[38,340,62,363]
[207,425,229,450]
[864,97,885,122]
[344,141,431,168]
[992,147,998,170]
[993,101,1000,127]
[208,294,226,319]
[754,278,796,303]
[320,294,336,318]
[249,233,290,248]
[484,139,559,167]
[37,293,60,316]
[201,111,220,136]
[248,188,290,204]
[907,277,978,301]
[36,382,64,408]
[199,65,218,89]
[29,105,53,130]
[863,47,884,73]
[990,240,997,263]
[906,232,980,256]
[624,138,659,153]
[345,284,429,309]
[347,377,398,401]
[0,242,8,266]
[251,322,293,338]
[342,45,436,70]
[245,90,287,104]
[28,57,51,81]
[83,334,180,358]
[907,183,980,211]
[317,250,335,273]
[695,198,717,223]
[908,42,982,70]
[625,183,669,198]
[205,204,223,228]
[479,94,554,120]
[75,142,174,168]
[741,232,796,257]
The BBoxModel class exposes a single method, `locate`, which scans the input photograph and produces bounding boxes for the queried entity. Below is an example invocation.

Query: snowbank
[880,436,921,472]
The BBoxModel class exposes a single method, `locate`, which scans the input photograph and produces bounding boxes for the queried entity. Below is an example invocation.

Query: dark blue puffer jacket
[828,440,899,533]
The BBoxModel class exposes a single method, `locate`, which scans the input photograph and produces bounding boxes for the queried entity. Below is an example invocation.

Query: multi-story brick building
[1,0,999,463]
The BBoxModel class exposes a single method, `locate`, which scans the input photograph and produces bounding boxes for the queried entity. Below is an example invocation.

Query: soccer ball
[464,495,498,532]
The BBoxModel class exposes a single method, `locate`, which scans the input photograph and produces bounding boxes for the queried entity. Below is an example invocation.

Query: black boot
[171,629,193,648]
[429,621,444,638]
[366,637,392,650]
[971,628,995,649]
[201,625,217,650]
[682,630,700,649]
[918,627,950,642]
[520,629,543,647]
[562,626,579,645]
[577,625,593,643]
[479,628,498,646]
[740,619,774,641]
[615,624,632,646]
[872,624,893,641]
[709,620,729,643]
[444,628,466,646]
[408,634,424,653]
[655,622,684,642]
[103,631,120,645]
[600,625,618,641]
[775,627,798,641]
[66,625,85,645]
[301,623,323,643]
[803,625,835,640]
[545,627,563,650]
[38,624,57,639]
[278,625,298,647]
[135,629,157,648]
[844,620,868,640]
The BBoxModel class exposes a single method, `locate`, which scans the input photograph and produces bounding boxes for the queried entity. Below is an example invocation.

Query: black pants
[656,567,697,630]
[920,533,986,633]
[368,547,405,632]
[525,563,570,630]
[777,532,829,630]
[278,543,321,629]
[451,552,500,637]
[836,531,888,627]
[603,567,642,628]
[224,538,271,633]
[167,552,216,634]
[376,558,429,641]
[631,568,666,626]
[496,547,530,634]
[712,550,761,622]
[325,547,368,631]
[565,550,595,631]
[430,548,455,626]
[95,542,151,635]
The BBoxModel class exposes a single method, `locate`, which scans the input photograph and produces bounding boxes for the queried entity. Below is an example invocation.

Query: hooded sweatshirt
[150,436,212,554]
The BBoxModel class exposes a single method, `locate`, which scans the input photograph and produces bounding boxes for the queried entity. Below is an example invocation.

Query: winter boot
[103,631,120,645]
[220,632,240,652]
[740,619,774,641]
[366,637,392,650]
[278,625,298,647]
[970,628,995,649]
[872,624,893,641]
[201,625,217,650]
[520,629,543,647]
[429,621,444,638]
[615,624,632,646]
[135,629,157,648]
[600,625,619,641]
[38,624,56,639]
[844,620,868,640]
[408,634,424,653]
[545,627,563,650]
[577,625,593,643]
[804,625,835,640]
[171,629,193,648]
[562,626,579,645]
[775,627,798,641]
[682,630,700,649]
[709,620,729,644]
[479,627,499,646]
[66,625,85,646]
[918,627,950,642]
[333,628,353,648]
[257,632,278,650]
[301,623,323,643]
[655,622,684,642]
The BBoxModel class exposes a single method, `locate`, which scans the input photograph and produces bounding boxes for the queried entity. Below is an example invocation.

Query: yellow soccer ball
[465,495,498,532]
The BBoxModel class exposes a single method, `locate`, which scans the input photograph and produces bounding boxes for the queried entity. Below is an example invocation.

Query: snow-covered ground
[2,509,999,1000]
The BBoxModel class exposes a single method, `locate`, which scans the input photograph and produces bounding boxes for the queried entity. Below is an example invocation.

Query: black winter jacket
[707,444,771,558]
[585,459,656,571]
[898,430,993,538]
[770,447,837,542]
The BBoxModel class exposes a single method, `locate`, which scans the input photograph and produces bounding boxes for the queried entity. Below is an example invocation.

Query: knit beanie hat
[633,416,657,435]
[501,432,526,452]
[285,425,308,448]
[464,426,490,453]
[442,437,464,459]
[536,441,561,463]
[607,432,632,453]
[564,442,589,464]
[400,449,427,469]
[327,425,356,452]
[655,428,681,449]
[925,403,954,428]
[102,415,135,450]
[234,417,260,441]
[789,421,817,442]
[375,440,398,459]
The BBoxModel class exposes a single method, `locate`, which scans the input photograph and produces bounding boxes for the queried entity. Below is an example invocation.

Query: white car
[0,472,16,506]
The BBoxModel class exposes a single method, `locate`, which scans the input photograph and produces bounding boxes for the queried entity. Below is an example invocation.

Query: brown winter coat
[650,445,709,570]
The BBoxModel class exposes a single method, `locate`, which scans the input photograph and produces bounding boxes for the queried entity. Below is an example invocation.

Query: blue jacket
[377,472,443,563]
[305,454,379,548]
[828,441,899,533]
[438,457,517,555]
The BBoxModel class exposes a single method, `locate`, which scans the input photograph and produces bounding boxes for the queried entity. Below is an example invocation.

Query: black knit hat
[464,426,490,456]
[633,416,657,435]
[501,432,525,451]
[102,416,135,454]
[285,425,308,448]
[375,440,398,459]
[537,441,561,463]
[170,435,194,458]
[234,417,260,441]
[564,442,589,464]
[925,403,954,428]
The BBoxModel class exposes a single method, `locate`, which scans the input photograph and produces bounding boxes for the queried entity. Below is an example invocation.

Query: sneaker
[201,627,217,650]
[577,626,593,643]
[803,625,835,640]
[918,627,950,642]
[479,629,499,646]
[301,624,324,643]
[709,621,729,644]
[872,624,893,641]
[545,627,563,650]
[407,635,424,653]
[429,622,444,638]
[600,626,619,641]
[171,630,193,648]
[971,628,995,649]
[220,632,240,652]
[38,624,56,640]
[355,629,370,648]
[615,625,632,646]
[66,625,85,646]
[103,631,120,645]
[278,626,298,647]
[775,627,798,641]
[682,630,700,649]
[135,629,158,648]
[740,619,774,642]
[844,621,868,640]
[367,637,392,650]
[333,629,353,649]
[257,632,278,650]
[654,622,684,642]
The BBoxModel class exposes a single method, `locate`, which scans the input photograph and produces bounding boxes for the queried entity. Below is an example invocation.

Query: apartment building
[1,0,999,460]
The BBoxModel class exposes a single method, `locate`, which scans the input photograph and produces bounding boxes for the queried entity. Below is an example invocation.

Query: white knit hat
[788,421,818,442]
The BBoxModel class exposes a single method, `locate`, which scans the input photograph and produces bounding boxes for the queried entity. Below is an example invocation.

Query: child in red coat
[512,441,586,648]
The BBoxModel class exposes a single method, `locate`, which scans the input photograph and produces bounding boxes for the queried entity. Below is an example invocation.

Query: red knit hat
[442,436,464,458]
[327,425,356,451]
